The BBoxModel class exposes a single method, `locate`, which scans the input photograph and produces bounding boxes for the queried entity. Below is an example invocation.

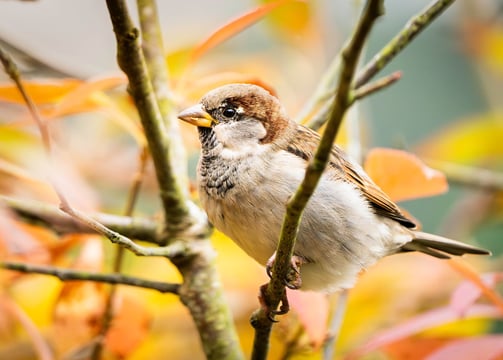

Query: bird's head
[178,83,291,149]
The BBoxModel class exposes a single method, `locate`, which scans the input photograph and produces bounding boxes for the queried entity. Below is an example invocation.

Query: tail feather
[401,231,491,259]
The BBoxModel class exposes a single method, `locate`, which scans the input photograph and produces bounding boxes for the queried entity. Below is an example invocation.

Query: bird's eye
[222,107,236,118]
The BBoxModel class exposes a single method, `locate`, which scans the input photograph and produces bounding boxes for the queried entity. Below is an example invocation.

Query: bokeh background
[0,0,501,359]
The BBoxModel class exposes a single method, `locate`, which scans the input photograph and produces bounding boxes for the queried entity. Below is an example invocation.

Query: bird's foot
[258,283,289,322]
[266,253,305,290]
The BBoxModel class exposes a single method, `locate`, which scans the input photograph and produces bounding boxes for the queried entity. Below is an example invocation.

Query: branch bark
[1,262,180,294]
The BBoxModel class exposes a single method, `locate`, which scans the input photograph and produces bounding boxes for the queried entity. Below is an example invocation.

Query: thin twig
[0,46,52,155]
[296,55,341,124]
[355,0,457,88]
[308,71,402,130]
[0,195,159,243]
[60,203,184,257]
[427,160,503,191]
[250,2,384,359]
[353,71,402,101]
[306,0,457,130]
[1,262,180,294]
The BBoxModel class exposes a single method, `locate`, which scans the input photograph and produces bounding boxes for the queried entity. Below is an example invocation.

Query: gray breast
[199,154,238,198]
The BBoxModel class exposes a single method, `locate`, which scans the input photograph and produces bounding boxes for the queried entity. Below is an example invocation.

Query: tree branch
[355,0,456,88]
[105,2,243,359]
[105,0,196,242]
[306,0,457,130]
[0,195,159,242]
[1,261,180,294]
[250,1,385,359]
[308,71,402,130]
[427,160,503,191]
[137,0,190,224]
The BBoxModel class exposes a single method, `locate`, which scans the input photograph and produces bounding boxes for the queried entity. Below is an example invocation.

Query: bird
[178,83,490,294]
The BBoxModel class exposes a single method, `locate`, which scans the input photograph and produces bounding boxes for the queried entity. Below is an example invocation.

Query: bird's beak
[178,104,216,128]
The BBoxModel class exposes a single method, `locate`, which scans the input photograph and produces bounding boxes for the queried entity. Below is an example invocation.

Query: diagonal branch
[0,195,159,243]
[250,1,385,359]
[306,0,457,130]
[355,0,456,88]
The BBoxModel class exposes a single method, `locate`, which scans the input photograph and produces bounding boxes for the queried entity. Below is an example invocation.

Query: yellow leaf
[259,0,313,38]
[166,47,192,78]
[416,113,503,164]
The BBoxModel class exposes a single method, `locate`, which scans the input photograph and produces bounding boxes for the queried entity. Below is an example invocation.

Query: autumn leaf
[105,293,151,357]
[0,79,81,104]
[447,261,503,313]
[427,335,503,360]
[416,113,503,164]
[364,147,448,203]
[185,0,298,68]
[349,304,502,359]
[51,237,106,356]
[286,289,329,348]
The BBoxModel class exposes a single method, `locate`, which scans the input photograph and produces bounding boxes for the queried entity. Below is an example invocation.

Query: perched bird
[178,83,490,293]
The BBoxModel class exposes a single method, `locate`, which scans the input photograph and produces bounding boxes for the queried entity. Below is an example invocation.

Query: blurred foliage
[0,1,502,359]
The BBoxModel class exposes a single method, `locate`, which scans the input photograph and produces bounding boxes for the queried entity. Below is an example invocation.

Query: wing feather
[286,125,416,228]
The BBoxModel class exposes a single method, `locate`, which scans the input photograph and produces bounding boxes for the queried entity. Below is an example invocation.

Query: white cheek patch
[214,120,267,154]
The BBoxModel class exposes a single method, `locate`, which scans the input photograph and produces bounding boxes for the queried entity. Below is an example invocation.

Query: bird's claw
[258,283,290,322]
[266,253,305,290]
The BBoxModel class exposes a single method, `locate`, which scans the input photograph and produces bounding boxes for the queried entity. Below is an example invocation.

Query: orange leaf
[364,148,448,203]
[187,0,297,67]
[105,294,151,357]
[0,79,82,104]
[47,75,127,119]
[382,337,452,360]
[51,237,106,354]
[287,289,329,348]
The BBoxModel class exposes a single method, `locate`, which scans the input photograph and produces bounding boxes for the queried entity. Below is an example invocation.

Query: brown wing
[286,125,416,228]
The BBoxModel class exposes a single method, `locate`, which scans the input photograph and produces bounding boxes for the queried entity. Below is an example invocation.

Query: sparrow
[178,83,490,293]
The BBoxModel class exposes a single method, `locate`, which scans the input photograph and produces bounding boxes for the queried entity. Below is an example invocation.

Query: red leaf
[448,260,503,314]
[427,335,503,360]
[349,304,503,359]
[287,289,329,348]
